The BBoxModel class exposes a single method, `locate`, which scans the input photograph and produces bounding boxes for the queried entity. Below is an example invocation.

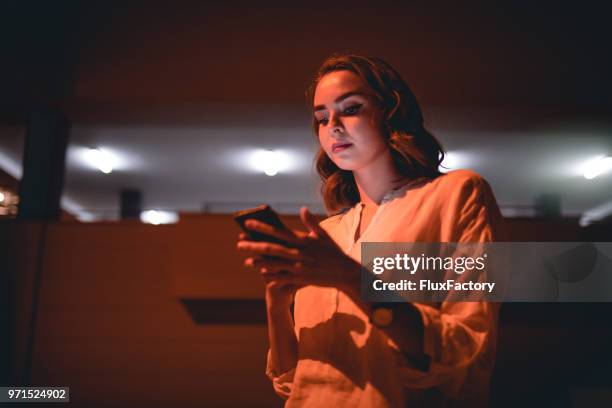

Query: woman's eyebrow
[314,90,367,112]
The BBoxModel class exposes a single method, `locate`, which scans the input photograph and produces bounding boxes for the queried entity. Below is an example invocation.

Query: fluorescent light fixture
[140,210,179,225]
[85,148,117,174]
[0,148,22,179]
[59,195,94,222]
[440,151,473,172]
[61,195,86,215]
[579,199,612,227]
[76,211,98,223]
[250,149,289,176]
[582,155,612,180]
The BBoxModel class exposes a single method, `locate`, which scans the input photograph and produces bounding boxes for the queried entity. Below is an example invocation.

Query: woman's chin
[333,160,358,171]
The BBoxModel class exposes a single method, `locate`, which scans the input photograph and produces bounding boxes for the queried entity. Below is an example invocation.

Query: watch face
[372,307,393,327]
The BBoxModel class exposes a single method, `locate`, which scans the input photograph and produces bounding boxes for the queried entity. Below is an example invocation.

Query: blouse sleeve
[391,171,503,398]
[265,348,296,400]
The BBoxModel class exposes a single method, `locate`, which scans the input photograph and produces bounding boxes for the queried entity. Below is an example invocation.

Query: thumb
[300,207,328,238]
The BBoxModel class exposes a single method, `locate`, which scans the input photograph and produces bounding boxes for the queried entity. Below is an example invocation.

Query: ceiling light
[583,155,612,180]
[140,210,179,225]
[250,149,289,176]
[76,211,98,223]
[0,192,4,203]
[579,199,612,227]
[69,145,140,174]
[440,151,472,172]
[85,148,117,174]
[0,148,22,179]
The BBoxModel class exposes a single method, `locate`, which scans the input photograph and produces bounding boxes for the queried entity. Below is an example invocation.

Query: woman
[236,54,503,407]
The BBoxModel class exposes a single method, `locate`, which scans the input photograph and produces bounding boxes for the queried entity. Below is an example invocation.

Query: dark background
[1,1,611,407]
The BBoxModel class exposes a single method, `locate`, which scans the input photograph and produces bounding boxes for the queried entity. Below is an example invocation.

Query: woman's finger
[245,255,297,272]
[237,240,303,261]
[253,257,308,274]
[261,270,304,286]
[243,219,302,246]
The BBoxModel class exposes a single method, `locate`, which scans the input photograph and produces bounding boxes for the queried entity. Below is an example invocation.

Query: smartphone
[233,204,290,245]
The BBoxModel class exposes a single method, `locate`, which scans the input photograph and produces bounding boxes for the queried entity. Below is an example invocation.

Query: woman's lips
[332,143,353,153]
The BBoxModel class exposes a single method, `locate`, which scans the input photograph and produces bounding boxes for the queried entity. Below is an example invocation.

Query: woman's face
[313,70,389,171]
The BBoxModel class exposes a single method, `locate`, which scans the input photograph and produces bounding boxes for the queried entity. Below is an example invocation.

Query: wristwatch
[369,303,395,328]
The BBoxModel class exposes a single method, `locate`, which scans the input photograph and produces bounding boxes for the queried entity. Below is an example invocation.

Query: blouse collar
[351,177,427,209]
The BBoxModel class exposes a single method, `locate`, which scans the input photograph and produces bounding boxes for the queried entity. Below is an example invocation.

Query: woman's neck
[353,154,407,207]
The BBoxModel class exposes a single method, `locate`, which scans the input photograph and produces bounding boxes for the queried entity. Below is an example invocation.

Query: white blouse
[266,169,504,407]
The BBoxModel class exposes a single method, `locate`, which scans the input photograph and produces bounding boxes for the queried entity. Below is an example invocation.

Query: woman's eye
[343,104,362,115]
[317,117,329,125]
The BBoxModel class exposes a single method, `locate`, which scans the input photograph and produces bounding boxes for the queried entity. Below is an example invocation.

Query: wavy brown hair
[306,54,445,214]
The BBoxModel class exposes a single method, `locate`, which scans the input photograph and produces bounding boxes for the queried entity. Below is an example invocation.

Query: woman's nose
[329,114,344,136]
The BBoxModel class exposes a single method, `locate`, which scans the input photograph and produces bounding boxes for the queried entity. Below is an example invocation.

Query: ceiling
[0,1,610,220]
[1,107,611,220]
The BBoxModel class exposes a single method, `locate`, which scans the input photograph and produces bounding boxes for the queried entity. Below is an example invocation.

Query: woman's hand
[237,207,360,294]
[238,234,302,311]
